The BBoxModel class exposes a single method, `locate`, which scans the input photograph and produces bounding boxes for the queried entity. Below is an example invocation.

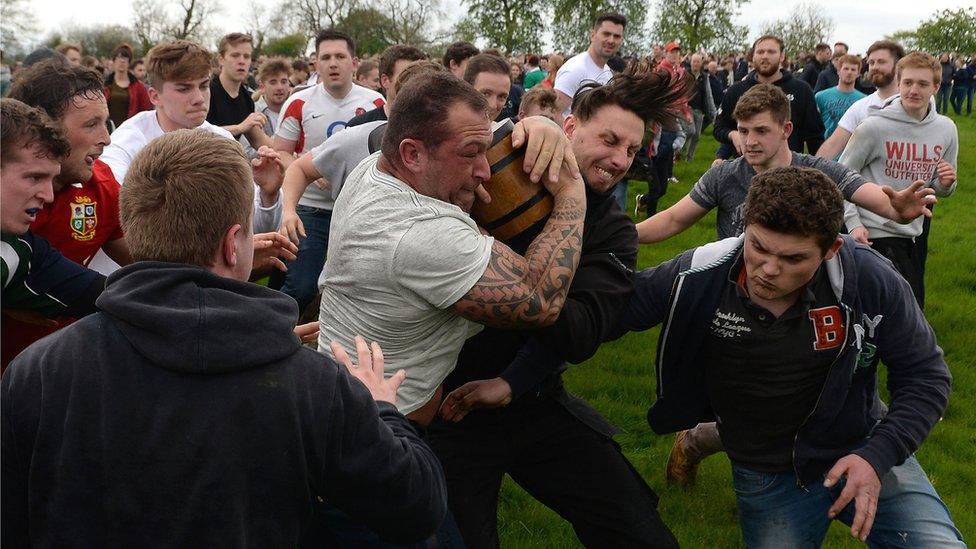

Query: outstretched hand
[330,336,405,405]
[251,232,298,276]
[438,377,512,422]
[252,146,286,202]
[883,180,936,224]
[824,454,881,542]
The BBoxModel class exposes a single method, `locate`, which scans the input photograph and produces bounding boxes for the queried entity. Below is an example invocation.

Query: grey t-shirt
[689,152,867,239]
[310,120,384,207]
[318,152,494,415]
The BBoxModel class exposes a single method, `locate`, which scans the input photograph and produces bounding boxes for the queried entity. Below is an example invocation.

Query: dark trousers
[427,393,677,549]
[872,237,925,309]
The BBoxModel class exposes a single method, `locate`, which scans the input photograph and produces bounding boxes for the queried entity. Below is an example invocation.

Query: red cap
[665,42,681,52]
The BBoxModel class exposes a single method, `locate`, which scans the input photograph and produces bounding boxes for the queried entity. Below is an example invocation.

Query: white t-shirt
[836,91,888,133]
[90,110,282,275]
[318,153,493,415]
[275,83,385,210]
[553,51,613,117]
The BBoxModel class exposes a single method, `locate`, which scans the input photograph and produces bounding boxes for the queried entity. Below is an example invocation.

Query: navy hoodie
[620,236,951,486]
[1,262,447,547]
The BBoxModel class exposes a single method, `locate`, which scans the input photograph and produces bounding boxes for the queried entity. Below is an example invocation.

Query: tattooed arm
[451,167,586,329]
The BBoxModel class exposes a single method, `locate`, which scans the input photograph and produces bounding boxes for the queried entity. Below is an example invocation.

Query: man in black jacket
[801,43,831,90]
[428,70,692,548]
[714,35,825,158]
[1,129,448,547]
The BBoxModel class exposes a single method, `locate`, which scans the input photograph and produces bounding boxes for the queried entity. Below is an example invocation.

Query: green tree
[891,8,976,54]
[650,0,748,53]
[549,0,649,55]
[758,1,834,58]
[340,7,395,56]
[461,0,545,54]
[262,33,309,58]
[58,24,142,59]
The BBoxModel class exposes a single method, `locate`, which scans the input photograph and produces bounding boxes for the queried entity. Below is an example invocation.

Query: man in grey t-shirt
[636,84,935,245]
[316,71,587,425]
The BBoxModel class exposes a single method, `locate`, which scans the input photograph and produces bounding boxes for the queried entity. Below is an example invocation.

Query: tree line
[2,0,973,61]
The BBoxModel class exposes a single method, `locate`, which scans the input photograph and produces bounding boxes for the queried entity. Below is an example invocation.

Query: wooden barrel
[471,119,554,242]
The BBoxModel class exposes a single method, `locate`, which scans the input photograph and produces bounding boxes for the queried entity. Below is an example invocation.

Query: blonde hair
[897,51,941,86]
[120,129,253,266]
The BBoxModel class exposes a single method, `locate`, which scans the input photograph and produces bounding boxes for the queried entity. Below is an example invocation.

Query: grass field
[495,112,976,547]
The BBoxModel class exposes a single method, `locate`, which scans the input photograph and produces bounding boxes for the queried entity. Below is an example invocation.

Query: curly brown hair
[1,98,71,164]
[733,83,791,125]
[8,58,105,121]
[743,166,843,253]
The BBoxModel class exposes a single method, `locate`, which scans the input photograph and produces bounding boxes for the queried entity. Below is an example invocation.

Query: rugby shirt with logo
[274,83,384,210]
[2,160,123,368]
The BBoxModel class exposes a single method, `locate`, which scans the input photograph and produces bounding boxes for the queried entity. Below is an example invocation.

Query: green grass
[495,114,976,547]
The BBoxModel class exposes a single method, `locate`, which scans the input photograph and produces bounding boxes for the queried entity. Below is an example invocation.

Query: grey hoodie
[841,96,958,240]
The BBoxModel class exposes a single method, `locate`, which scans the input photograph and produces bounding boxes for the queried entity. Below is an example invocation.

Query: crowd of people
[0,10,968,548]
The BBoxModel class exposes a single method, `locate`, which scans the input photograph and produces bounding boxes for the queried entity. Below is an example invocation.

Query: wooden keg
[470,119,554,242]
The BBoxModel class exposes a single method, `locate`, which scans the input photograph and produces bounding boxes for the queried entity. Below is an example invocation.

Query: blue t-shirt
[815,87,866,138]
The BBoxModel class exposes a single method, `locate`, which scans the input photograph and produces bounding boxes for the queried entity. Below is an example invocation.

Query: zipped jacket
[620,235,950,485]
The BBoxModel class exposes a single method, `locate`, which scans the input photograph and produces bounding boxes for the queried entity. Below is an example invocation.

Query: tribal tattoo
[453,194,585,329]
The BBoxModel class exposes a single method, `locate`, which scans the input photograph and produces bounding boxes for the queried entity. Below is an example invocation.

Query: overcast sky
[28,0,970,54]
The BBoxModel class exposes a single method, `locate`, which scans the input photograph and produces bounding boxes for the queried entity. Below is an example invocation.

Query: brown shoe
[666,430,699,487]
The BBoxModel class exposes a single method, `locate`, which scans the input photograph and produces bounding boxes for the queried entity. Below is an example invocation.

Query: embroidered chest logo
[69,197,97,241]
[808,306,844,350]
[852,314,883,371]
[709,309,751,339]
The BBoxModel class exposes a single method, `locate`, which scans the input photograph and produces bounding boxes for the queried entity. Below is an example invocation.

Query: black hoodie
[1,262,446,547]
[713,70,825,155]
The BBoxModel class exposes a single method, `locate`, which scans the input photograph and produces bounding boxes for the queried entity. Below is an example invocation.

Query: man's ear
[219,223,244,269]
[823,236,844,260]
[147,86,161,107]
[380,73,392,92]
[782,120,794,140]
[563,114,577,138]
[398,139,425,174]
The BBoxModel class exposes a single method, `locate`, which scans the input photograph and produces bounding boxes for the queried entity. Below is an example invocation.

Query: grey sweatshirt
[841,96,958,239]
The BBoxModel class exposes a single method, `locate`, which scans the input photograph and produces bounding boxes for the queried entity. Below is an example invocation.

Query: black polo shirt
[346,106,387,128]
[701,253,845,472]
[207,75,255,129]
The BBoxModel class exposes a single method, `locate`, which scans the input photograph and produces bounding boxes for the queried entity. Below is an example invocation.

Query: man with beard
[553,13,626,118]
[714,35,824,156]
[840,52,958,309]
[429,70,691,548]
[816,41,906,160]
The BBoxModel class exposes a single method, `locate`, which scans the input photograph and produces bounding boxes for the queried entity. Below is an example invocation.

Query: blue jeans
[281,205,332,312]
[612,180,628,212]
[732,456,964,548]
[936,85,951,114]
